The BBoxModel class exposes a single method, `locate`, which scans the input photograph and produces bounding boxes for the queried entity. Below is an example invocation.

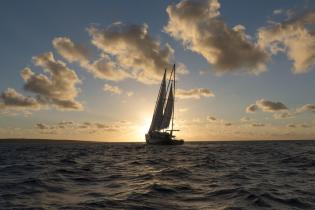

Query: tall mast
[171,64,175,136]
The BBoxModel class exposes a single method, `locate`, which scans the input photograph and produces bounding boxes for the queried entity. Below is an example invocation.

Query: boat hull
[145,132,184,145]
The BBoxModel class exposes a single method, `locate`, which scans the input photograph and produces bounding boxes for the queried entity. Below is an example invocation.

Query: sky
[1,0,315,141]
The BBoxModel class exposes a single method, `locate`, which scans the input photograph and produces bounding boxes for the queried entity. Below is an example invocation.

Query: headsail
[149,70,166,132]
[160,84,174,130]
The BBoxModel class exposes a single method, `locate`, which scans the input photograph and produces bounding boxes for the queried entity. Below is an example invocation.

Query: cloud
[225,122,232,126]
[177,88,214,99]
[273,112,294,119]
[251,123,265,127]
[164,0,269,74]
[246,104,258,113]
[0,88,41,110]
[52,37,90,63]
[34,121,131,133]
[301,124,311,128]
[21,52,83,110]
[104,84,123,95]
[287,123,312,128]
[258,9,315,73]
[88,23,175,84]
[35,123,50,129]
[246,99,288,113]
[207,116,217,121]
[273,9,283,15]
[256,99,288,112]
[287,124,296,128]
[296,104,315,113]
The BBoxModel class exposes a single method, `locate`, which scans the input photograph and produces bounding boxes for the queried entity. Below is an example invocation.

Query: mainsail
[160,84,174,129]
[149,71,166,132]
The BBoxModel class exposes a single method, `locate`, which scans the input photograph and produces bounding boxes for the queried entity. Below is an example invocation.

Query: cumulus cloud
[164,0,269,74]
[0,88,41,110]
[256,99,288,112]
[21,52,83,110]
[247,99,288,113]
[258,9,315,73]
[104,84,123,95]
[88,23,175,84]
[52,37,90,63]
[177,88,214,99]
[296,104,315,113]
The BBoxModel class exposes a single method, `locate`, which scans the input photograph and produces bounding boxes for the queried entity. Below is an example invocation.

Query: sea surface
[0,140,314,210]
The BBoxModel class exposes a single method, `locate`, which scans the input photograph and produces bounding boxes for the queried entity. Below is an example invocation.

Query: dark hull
[147,139,184,145]
[145,132,184,145]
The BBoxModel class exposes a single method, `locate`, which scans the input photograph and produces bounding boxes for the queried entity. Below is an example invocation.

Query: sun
[138,117,152,138]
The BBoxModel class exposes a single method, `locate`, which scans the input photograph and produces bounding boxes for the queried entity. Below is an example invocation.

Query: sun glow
[138,117,152,138]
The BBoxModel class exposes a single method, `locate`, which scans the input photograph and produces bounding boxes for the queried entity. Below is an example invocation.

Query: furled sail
[160,84,174,130]
[149,71,166,132]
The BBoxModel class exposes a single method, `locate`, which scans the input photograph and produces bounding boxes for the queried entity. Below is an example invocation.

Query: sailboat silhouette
[145,64,184,145]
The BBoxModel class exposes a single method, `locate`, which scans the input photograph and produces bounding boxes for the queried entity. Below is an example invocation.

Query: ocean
[0,140,314,210]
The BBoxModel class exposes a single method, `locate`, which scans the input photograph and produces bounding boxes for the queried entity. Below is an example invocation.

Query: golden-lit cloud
[258,9,315,73]
[21,52,83,110]
[53,37,132,81]
[164,0,269,74]
[52,37,90,63]
[0,88,41,110]
[177,88,214,99]
[88,23,175,84]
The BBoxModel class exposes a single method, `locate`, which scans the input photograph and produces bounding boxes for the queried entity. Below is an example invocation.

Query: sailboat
[145,64,184,145]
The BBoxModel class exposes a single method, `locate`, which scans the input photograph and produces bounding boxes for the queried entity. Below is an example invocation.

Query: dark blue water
[0,140,314,210]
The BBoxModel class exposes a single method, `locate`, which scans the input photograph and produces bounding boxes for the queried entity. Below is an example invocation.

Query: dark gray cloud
[256,99,288,112]
[165,0,269,74]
